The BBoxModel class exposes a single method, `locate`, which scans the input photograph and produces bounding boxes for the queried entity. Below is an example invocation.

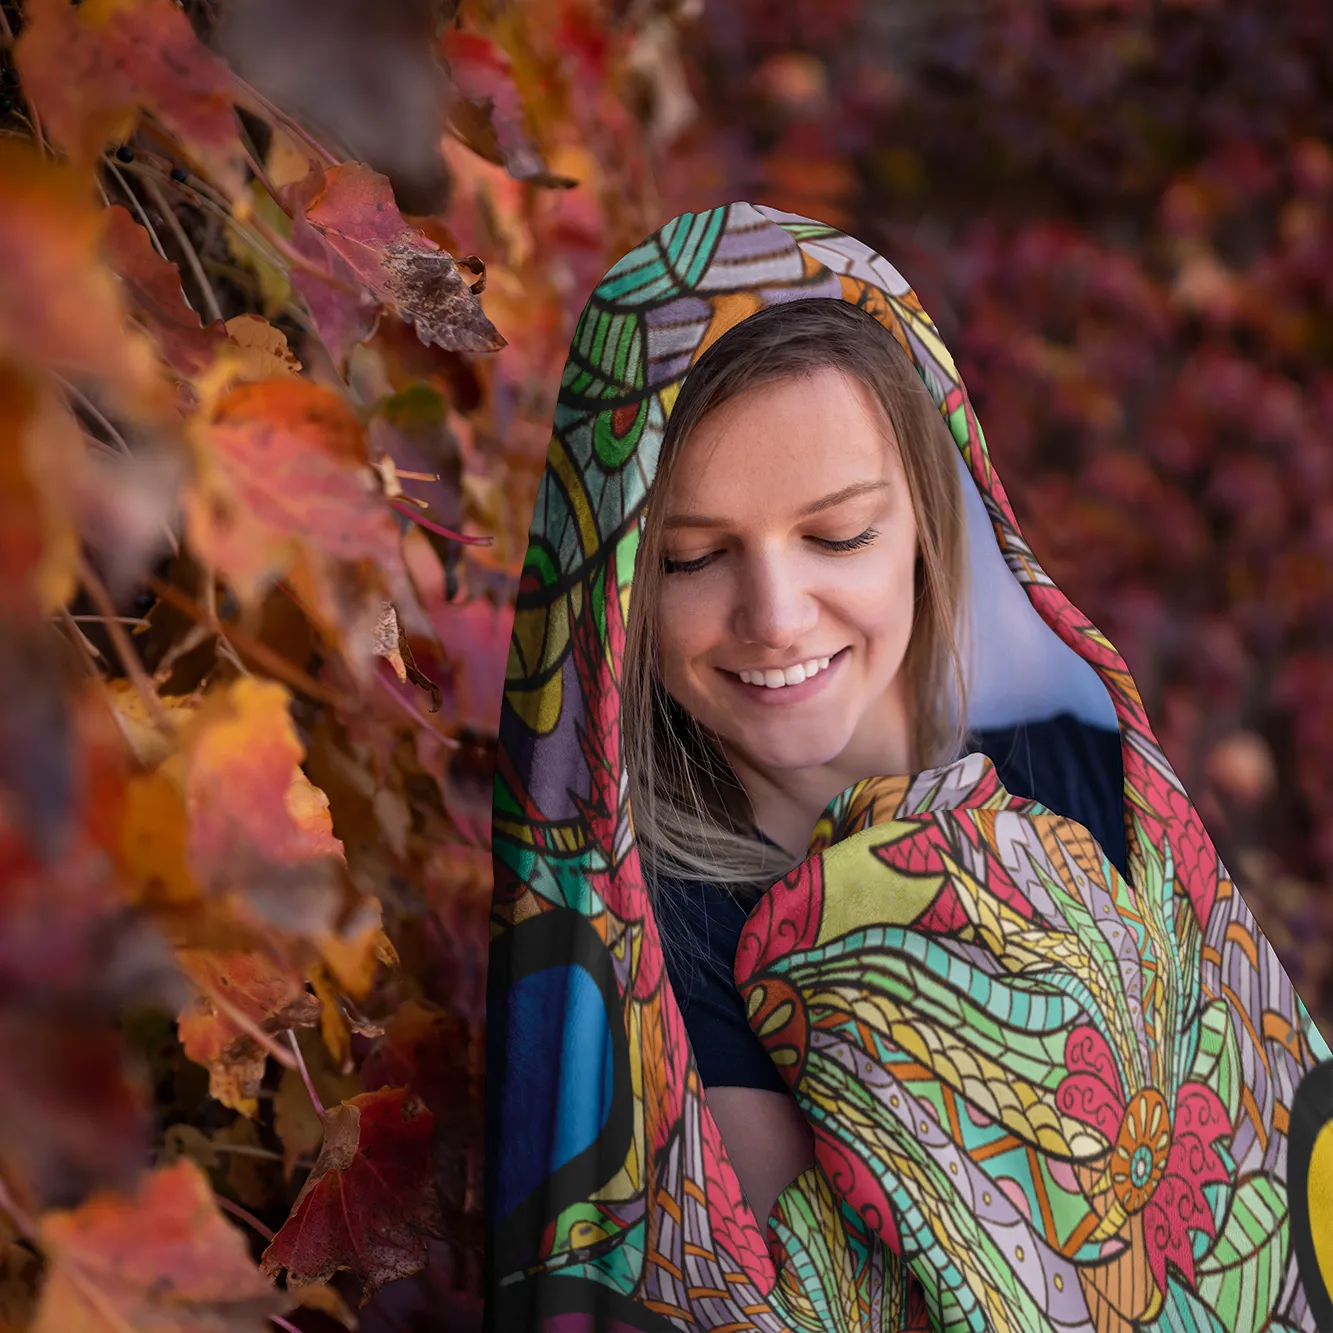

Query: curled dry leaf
[101,205,226,379]
[16,0,252,197]
[175,948,321,1117]
[261,1087,439,1305]
[0,143,164,408]
[32,1159,286,1333]
[296,163,506,357]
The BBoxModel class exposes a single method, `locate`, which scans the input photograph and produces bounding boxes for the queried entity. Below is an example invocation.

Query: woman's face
[654,366,921,779]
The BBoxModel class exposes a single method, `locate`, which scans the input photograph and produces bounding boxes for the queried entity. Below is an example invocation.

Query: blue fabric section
[657,713,1127,1092]
[493,963,615,1219]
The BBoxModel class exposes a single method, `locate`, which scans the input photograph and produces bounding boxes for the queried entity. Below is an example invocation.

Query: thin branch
[61,380,132,456]
[57,607,106,673]
[147,576,359,711]
[216,1194,276,1242]
[139,172,225,324]
[67,614,150,627]
[390,499,493,546]
[103,157,171,261]
[208,1142,284,1164]
[286,1030,324,1116]
[78,557,173,733]
[202,567,251,676]
[248,209,363,296]
[240,140,282,208]
[0,8,45,159]
[195,980,298,1070]
[125,160,292,274]
[376,669,459,748]
[231,74,339,168]
[0,1177,38,1243]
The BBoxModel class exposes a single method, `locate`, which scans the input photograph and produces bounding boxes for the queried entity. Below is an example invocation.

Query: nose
[731,549,818,649]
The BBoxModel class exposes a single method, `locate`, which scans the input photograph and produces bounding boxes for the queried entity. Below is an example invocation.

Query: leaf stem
[104,157,172,262]
[0,13,44,158]
[0,1177,38,1243]
[215,1193,276,1242]
[287,1030,324,1116]
[195,979,299,1071]
[78,557,173,734]
[139,171,226,325]
[60,380,132,456]
[390,499,493,546]
[146,576,358,712]
[233,74,340,169]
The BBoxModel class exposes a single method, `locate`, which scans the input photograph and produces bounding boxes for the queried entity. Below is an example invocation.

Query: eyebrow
[662,480,891,530]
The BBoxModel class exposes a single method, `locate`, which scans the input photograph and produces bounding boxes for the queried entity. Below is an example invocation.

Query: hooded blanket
[487,204,1333,1333]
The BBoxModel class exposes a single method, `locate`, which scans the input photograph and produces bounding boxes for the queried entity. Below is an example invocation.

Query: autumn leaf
[32,1159,285,1333]
[186,376,416,661]
[219,314,302,384]
[16,0,252,197]
[175,948,320,1117]
[296,163,506,356]
[118,676,342,918]
[0,142,164,405]
[361,1001,482,1234]
[0,369,81,620]
[261,1087,439,1304]
[442,29,577,189]
[101,205,226,379]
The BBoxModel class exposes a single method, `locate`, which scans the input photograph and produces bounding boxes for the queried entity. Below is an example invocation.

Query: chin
[730,728,853,776]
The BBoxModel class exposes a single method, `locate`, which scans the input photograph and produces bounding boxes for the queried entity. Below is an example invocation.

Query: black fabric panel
[656,713,1127,1092]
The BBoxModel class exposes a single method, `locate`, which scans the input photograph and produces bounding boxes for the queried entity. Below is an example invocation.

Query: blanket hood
[487,204,1333,1332]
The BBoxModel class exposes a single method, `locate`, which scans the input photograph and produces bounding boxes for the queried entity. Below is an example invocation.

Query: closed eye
[662,552,717,575]
[814,526,880,552]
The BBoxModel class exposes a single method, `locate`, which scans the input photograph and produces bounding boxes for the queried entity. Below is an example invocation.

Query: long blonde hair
[623,299,972,897]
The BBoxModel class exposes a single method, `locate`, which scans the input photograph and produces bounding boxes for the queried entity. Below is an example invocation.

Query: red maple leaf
[261,1087,440,1305]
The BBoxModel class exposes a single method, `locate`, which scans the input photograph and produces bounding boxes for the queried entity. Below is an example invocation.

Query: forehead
[660,368,901,513]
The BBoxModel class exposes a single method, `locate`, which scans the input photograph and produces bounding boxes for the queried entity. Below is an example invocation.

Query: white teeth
[738,655,835,688]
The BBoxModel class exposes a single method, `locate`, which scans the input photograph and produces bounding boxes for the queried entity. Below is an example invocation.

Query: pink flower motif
[1057,1025,1230,1295]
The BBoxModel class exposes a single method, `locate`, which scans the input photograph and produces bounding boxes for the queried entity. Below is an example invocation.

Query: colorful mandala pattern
[487,203,1333,1332]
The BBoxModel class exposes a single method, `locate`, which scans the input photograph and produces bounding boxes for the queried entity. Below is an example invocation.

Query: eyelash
[662,527,881,575]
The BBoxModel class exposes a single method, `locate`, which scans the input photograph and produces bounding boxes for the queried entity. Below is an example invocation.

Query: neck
[722,686,915,860]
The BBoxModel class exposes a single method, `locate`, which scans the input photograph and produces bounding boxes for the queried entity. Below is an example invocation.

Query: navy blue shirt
[654,713,1127,1093]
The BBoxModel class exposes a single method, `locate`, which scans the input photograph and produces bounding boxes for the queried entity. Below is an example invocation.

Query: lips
[736,654,833,689]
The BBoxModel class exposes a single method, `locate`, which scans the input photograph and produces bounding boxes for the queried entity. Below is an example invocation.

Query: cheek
[655,583,720,676]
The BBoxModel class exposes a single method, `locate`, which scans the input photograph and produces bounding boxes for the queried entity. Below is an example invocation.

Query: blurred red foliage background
[0,0,1329,1328]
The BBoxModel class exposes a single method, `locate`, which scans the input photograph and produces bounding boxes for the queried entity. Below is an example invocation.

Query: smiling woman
[623,300,968,896]
[620,299,1133,1223]
[487,205,1331,1333]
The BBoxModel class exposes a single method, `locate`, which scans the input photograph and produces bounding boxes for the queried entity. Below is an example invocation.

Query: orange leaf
[16,0,250,197]
[0,367,81,618]
[0,142,164,406]
[296,163,506,358]
[261,1087,438,1305]
[101,205,226,378]
[33,1159,285,1333]
[119,677,343,920]
[187,377,404,620]
[176,948,320,1117]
